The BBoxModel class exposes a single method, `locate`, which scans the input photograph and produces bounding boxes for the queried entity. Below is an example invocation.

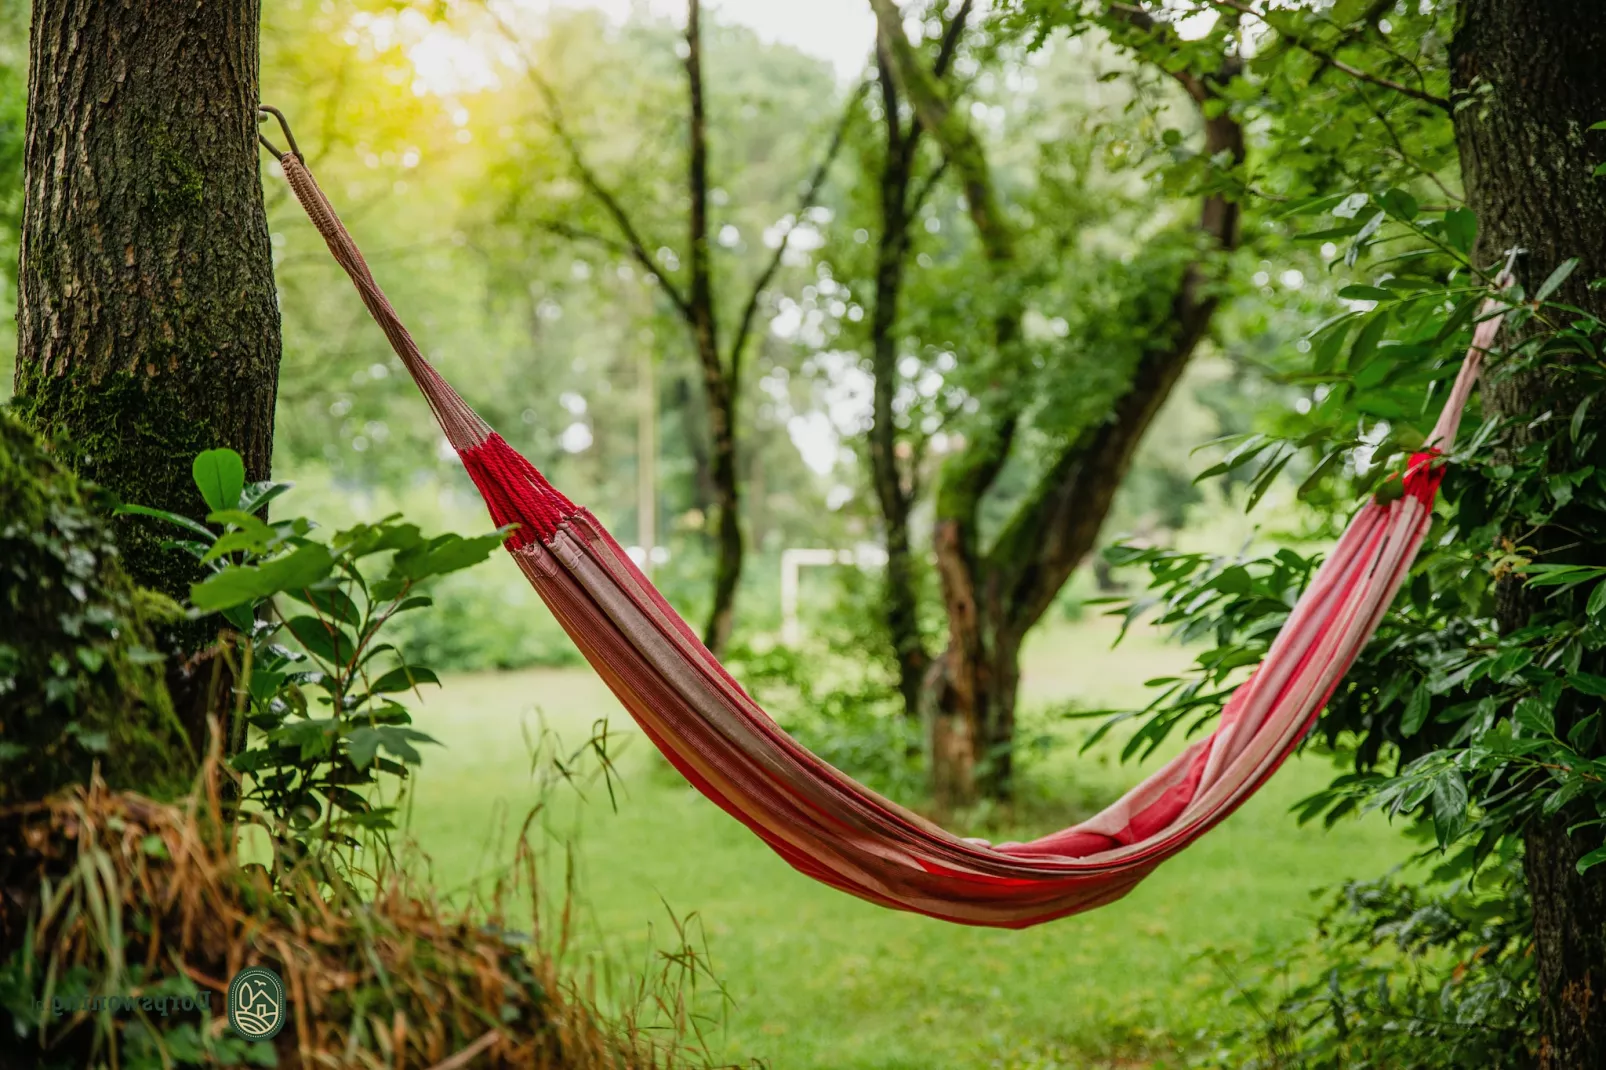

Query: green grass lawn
[399,618,1409,1069]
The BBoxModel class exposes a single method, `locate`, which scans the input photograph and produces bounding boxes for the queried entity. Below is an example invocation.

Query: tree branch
[485,6,694,318]
[725,84,862,382]
[529,219,636,259]
[686,0,717,360]
[869,0,1015,266]
[989,13,1248,635]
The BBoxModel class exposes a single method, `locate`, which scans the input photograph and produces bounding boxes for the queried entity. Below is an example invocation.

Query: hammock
[267,135,1508,929]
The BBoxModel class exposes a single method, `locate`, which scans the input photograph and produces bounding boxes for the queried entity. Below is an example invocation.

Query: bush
[1197,858,1536,1069]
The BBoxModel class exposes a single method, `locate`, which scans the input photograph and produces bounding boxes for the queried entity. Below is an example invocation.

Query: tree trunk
[902,13,1243,806]
[12,0,281,744]
[1451,2,1606,1063]
[867,49,928,720]
[683,0,742,656]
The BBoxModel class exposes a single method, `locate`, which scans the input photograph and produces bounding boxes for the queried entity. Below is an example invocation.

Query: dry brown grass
[1,743,736,1070]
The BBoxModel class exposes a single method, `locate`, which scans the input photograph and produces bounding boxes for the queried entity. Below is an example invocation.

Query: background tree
[867,0,1244,805]
[486,0,851,654]
[11,0,281,736]
[855,5,972,719]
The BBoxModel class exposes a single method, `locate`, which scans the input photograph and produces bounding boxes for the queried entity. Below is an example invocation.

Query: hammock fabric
[274,149,1508,928]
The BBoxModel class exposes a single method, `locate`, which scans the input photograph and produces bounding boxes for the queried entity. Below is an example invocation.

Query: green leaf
[207,509,277,537]
[1431,770,1469,847]
[388,532,507,586]
[114,503,215,540]
[285,586,362,627]
[1569,672,1606,697]
[1577,846,1606,875]
[1401,685,1432,736]
[322,786,371,815]
[1515,696,1555,737]
[286,614,355,666]
[1573,393,1598,442]
[1443,208,1477,255]
[379,727,438,764]
[1376,188,1418,221]
[1589,581,1606,620]
[370,665,441,694]
[1535,258,1580,303]
[201,528,274,564]
[189,544,337,611]
[1349,311,1391,367]
[1296,447,1345,500]
[1337,285,1397,302]
[192,449,246,513]
[238,481,292,514]
[347,728,383,769]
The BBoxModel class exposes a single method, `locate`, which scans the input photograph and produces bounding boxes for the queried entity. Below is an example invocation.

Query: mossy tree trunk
[1451,1,1606,1063]
[12,0,281,741]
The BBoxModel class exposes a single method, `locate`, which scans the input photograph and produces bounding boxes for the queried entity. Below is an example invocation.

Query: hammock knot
[459,434,577,546]
[1403,447,1447,505]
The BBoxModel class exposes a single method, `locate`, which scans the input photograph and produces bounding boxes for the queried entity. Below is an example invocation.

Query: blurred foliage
[727,565,924,802]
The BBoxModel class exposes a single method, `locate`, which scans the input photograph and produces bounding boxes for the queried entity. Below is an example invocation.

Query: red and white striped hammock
[273,146,1507,928]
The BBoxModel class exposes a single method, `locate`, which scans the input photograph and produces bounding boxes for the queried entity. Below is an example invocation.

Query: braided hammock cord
[276,150,1513,927]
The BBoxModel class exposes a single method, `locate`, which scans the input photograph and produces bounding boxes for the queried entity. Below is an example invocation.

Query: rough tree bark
[1451,1,1606,1063]
[11,0,281,745]
[872,0,1243,805]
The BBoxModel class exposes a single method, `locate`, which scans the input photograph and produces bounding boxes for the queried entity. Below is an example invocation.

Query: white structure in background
[780,544,890,646]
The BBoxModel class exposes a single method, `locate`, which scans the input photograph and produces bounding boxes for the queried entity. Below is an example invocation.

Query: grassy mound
[0,758,703,1069]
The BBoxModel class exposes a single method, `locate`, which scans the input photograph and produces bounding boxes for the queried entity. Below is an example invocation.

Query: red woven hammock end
[459,434,578,546]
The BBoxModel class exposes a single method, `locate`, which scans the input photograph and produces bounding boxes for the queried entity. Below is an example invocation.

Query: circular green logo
[226,965,287,1040]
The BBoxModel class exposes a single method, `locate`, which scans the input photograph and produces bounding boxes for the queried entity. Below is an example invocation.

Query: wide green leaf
[1578,846,1606,875]
[1442,208,1477,255]
[192,449,246,513]
[1401,685,1432,736]
[286,613,355,666]
[190,544,337,611]
[370,665,441,694]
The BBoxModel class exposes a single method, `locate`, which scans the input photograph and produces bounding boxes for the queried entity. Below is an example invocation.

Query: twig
[483,4,693,319]
[725,86,862,379]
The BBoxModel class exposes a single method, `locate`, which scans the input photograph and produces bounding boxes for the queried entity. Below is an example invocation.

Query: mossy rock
[0,409,193,804]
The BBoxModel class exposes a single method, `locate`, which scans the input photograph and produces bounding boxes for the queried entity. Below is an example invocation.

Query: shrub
[1197,858,1536,1069]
